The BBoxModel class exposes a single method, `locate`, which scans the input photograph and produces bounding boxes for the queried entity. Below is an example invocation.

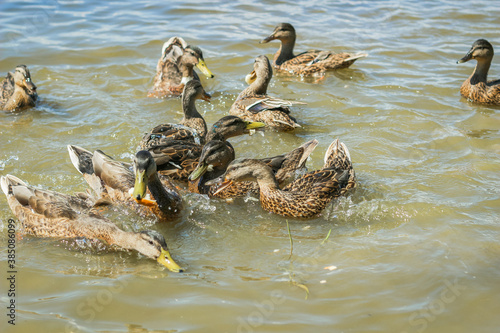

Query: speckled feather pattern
[273,50,360,76]
[460,78,500,105]
[261,168,349,218]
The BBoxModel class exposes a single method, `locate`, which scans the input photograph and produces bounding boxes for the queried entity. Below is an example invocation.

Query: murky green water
[1,0,499,332]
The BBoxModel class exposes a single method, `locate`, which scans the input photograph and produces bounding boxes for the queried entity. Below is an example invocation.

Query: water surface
[1,1,499,332]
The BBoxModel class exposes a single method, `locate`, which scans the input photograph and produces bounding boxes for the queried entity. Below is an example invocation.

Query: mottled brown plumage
[148,37,214,98]
[68,146,183,221]
[229,55,304,131]
[142,80,211,149]
[1,65,37,111]
[1,174,183,272]
[260,23,367,76]
[457,39,500,105]
[322,139,356,194]
[207,139,355,218]
[146,116,265,182]
[189,139,318,199]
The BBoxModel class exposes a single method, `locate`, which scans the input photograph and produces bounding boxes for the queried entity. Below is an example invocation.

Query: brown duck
[147,116,265,181]
[188,139,318,199]
[1,65,37,111]
[68,146,183,222]
[260,23,367,76]
[148,37,214,98]
[457,39,500,105]
[141,80,212,149]
[229,55,304,131]
[206,139,355,218]
[1,174,183,272]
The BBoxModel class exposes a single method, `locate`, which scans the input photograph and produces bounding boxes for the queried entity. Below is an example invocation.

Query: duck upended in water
[148,37,214,98]
[0,174,183,272]
[457,39,500,105]
[1,65,37,111]
[260,23,367,76]
[206,139,356,218]
[229,55,304,131]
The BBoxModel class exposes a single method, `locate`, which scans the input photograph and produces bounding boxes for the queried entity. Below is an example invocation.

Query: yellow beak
[157,248,184,273]
[245,121,266,130]
[189,162,208,181]
[245,70,257,85]
[132,170,147,200]
[196,59,214,78]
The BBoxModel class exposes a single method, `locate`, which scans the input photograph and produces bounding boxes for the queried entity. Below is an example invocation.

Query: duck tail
[324,139,352,170]
[324,139,357,193]
[296,139,319,168]
[1,174,27,196]
[271,139,319,182]
[67,145,94,175]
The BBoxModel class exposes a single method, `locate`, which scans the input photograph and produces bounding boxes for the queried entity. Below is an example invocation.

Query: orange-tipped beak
[212,179,233,196]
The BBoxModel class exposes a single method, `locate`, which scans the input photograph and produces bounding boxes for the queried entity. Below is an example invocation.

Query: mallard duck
[260,23,367,76]
[148,37,214,98]
[1,65,37,111]
[229,55,304,131]
[147,115,266,181]
[206,139,355,218]
[188,139,318,199]
[1,174,183,272]
[457,39,500,105]
[68,146,183,221]
[142,80,211,149]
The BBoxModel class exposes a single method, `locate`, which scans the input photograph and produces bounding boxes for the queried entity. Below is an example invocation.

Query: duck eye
[148,240,154,245]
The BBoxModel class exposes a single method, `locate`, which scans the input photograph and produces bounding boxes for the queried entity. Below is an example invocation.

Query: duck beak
[201,88,212,102]
[202,92,211,101]
[196,59,215,78]
[245,70,257,85]
[457,48,474,64]
[260,33,276,44]
[205,176,233,195]
[245,121,266,130]
[132,170,147,201]
[157,248,184,273]
[212,179,233,196]
[189,162,208,181]
[244,121,266,135]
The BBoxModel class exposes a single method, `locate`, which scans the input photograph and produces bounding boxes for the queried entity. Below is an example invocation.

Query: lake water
[1,0,499,332]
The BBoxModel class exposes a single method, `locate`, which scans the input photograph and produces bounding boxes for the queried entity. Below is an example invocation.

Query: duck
[148,37,214,98]
[206,139,355,218]
[188,139,318,199]
[68,147,183,221]
[229,55,304,131]
[147,115,266,181]
[1,65,37,111]
[260,23,367,76]
[0,174,183,272]
[457,39,500,105]
[141,80,211,149]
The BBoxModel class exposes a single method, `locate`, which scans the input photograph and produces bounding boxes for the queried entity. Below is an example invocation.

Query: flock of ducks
[1,23,499,272]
